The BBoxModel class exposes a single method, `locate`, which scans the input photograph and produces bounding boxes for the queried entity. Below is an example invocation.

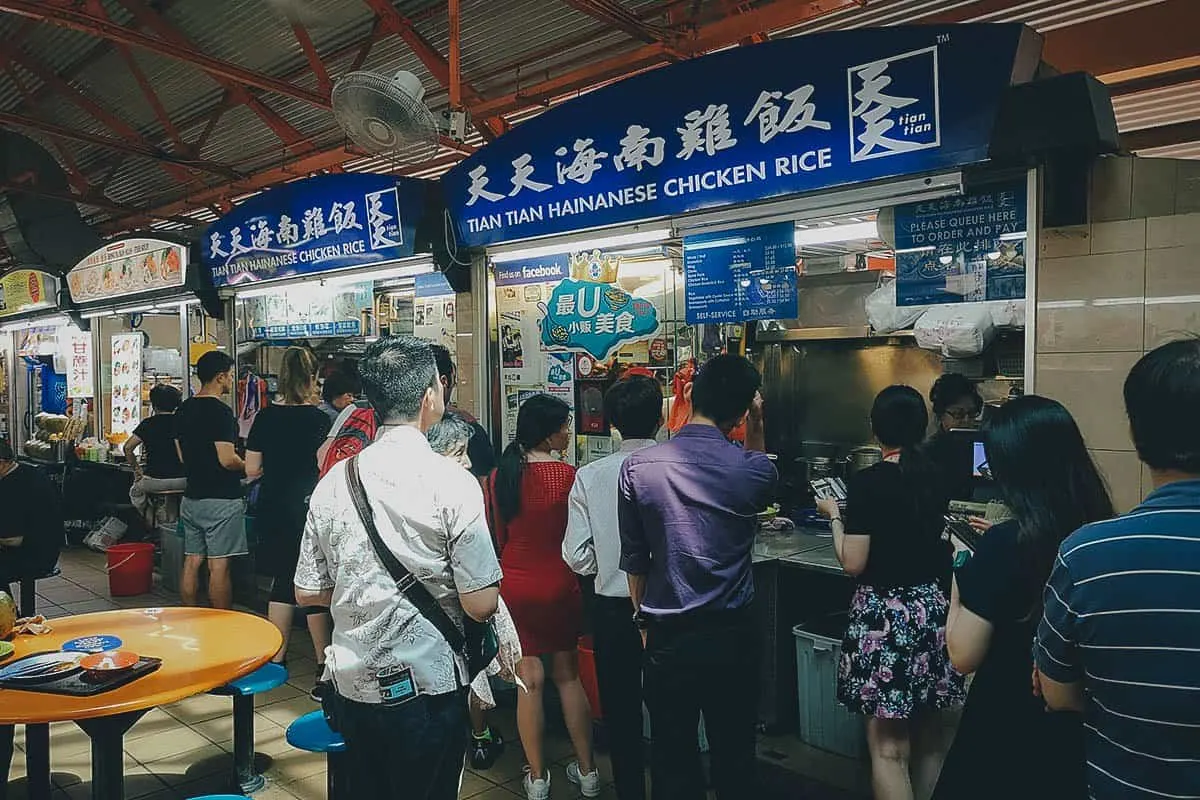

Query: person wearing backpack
[295,336,501,799]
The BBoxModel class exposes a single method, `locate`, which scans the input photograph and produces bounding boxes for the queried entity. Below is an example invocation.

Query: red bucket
[577,635,603,720]
[106,542,155,597]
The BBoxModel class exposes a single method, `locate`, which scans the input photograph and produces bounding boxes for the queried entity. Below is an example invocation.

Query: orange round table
[0,607,282,800]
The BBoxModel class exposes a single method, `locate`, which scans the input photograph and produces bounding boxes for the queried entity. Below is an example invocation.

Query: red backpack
[319,406,377,478]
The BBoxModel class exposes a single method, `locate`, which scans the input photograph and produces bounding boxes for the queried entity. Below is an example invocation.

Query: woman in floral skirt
[817,385,964,800]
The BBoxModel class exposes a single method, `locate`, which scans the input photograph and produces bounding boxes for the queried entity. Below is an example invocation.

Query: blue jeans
[329,688,468,799]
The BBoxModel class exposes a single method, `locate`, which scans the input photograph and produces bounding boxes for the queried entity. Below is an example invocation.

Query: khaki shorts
[180,497,247,558]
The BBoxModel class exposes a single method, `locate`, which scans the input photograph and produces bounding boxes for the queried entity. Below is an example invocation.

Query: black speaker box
[989,72,1120,163]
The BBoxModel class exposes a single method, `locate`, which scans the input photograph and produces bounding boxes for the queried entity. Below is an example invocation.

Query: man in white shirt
[563,375,662,800]
[295,336,501,800]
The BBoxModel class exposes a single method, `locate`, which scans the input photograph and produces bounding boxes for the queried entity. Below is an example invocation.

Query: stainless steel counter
[755,529,846,576]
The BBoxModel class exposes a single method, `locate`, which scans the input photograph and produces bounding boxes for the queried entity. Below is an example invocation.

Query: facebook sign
[444,25,1039,248]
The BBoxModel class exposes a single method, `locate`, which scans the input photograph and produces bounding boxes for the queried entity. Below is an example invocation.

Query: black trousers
[592,595,647,800]
[644,608,760,800]
[329,688,468,800]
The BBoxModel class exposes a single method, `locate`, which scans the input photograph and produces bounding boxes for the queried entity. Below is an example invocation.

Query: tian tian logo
[848,46,941,163]
[365,187,404,250]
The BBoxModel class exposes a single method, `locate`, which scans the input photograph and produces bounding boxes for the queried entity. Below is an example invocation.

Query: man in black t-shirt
[430,345,495,478]
[125,383,187,518]
[0,438,62,587]
[176,351,245,609]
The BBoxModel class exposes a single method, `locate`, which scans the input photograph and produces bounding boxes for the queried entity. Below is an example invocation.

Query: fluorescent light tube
[794,220,878,247]
[490,229,671,263]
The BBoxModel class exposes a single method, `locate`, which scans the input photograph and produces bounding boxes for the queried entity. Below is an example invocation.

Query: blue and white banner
[414,272,455,298]
[894,180,1027,306]
[444,25,1038,247]
[683,222,797,323]
[203,174,429,287]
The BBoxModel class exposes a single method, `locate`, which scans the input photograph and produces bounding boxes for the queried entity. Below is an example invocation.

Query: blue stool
[286,710,346,800]
[210,662,288,793]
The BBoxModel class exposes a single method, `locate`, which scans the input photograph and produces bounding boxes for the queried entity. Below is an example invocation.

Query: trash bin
[793,617,866,759]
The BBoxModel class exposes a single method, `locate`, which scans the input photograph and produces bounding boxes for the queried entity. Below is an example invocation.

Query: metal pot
[843,446,883,475]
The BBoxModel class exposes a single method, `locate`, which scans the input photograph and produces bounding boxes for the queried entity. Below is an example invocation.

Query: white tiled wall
[1035,156,1200,512]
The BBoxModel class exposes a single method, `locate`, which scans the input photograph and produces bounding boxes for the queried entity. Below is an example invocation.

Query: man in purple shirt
[619,355,777,800]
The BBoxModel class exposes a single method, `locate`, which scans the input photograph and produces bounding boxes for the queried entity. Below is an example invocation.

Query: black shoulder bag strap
[345,455,466,654]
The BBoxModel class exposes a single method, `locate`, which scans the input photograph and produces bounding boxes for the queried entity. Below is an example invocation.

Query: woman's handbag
[345,456,499,679]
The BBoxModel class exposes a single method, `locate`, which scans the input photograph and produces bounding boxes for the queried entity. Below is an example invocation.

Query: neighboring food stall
[66,236,224,454]
[442,24,1114,743]
[199,173,443,432]
[0,269,92,456]
[56,236,225,532]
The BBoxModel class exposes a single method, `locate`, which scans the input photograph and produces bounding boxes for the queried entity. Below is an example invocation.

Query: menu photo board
[110,333,142,436]
[683,222,798,324]
[68,239,187,304]
[243,281,370,340]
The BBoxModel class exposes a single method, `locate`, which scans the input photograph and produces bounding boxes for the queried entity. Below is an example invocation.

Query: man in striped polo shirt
[1037,338,1200,799]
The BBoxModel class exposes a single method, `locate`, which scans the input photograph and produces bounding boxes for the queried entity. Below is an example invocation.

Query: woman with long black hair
[816,385,964,800]
[484,394,597,800]
[934,396,1112,799]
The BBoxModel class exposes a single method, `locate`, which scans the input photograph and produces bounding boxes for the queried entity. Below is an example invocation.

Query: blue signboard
[894,180,1027,306]
[203,174,429,287]
[683,222,797,323]
[494,256,570,286]
[443,25,1038,247]
[414,272,454,298]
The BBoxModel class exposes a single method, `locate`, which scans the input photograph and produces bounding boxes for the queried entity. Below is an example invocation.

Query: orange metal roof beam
[0,110,241,179]
[360,0,507,140]
[0,0,328,108]
[107,0,860,231]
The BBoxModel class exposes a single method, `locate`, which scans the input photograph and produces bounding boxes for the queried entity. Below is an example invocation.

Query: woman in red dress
[486,394,598,800]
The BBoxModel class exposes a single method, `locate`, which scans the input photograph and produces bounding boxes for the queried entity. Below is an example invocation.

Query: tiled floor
[5,547,869,800]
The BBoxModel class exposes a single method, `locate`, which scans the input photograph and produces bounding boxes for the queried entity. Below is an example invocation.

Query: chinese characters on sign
[893,180,1027,306]
[683,222,798,324]
[444,25,1033,247]
[537,251,660,360]
[66,331,93,399]
[203,174,422,287]
[242,282,371,340]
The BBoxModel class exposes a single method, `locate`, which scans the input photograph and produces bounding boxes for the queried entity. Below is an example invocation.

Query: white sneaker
[566,760,601,798]
[523,767,551,800]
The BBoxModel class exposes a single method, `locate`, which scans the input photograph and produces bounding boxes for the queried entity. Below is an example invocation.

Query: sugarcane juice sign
[444,25,1038,247]
[67,239,187,303]
[0,270,53,318]
[496,252,659,361]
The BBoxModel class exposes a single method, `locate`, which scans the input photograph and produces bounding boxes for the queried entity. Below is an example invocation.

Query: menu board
[110,333,142,435]
[67,239,187,304]
[65,330,93,399]
[683,222,797,324]
[893,181,1027,307]
[243,282,370,340]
